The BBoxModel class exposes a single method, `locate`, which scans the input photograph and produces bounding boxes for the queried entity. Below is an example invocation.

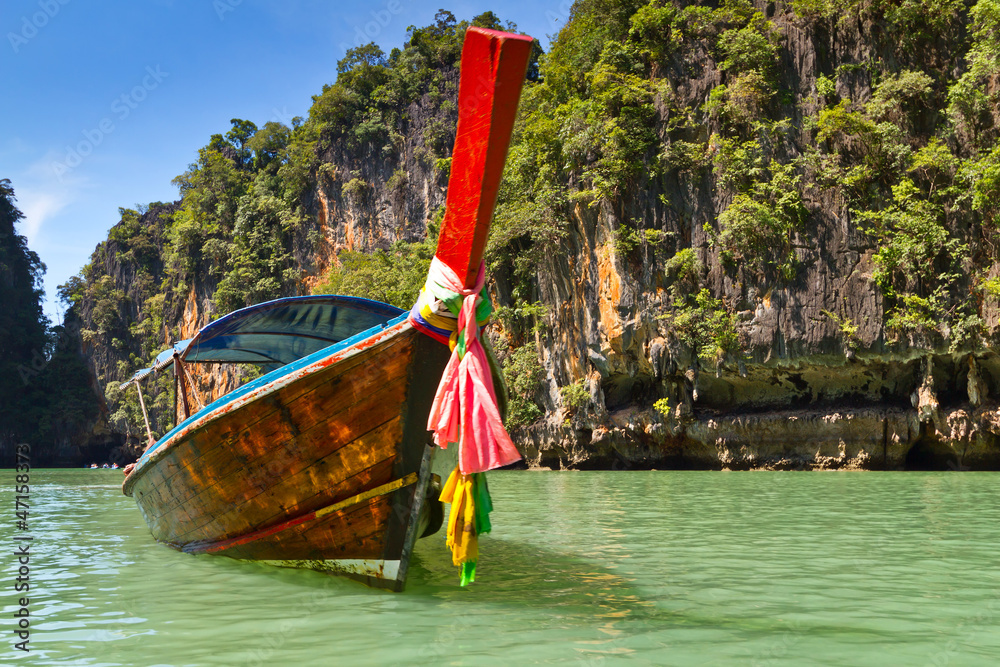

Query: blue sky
[2,0,568,323]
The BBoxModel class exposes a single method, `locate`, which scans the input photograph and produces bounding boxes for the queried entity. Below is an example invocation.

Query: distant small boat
[120,27,532,590]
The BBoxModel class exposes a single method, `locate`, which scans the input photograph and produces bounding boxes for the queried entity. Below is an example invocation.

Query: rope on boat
[130,380,156,450]
[178,360,206,411]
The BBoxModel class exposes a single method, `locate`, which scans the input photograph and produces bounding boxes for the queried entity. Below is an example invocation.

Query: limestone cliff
[69,4,1000,470]
[507,0,1000,470]
[69,61,459,461]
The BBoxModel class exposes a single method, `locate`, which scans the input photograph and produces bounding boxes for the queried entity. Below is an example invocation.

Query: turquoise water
[4,470,1000,665]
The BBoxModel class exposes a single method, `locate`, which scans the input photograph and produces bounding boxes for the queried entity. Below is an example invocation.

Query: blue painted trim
[134,311,409,468]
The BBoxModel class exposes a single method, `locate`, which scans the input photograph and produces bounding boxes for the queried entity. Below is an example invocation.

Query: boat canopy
[118,366,154,390]
[176,295,404,366]
[129,296,403,385]
[153,339,191,371]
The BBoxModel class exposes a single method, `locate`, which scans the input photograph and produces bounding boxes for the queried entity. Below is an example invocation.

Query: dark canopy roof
[177,295,404,366]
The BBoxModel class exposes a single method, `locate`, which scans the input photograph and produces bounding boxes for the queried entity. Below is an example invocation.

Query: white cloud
[14,153,86,245]
[17,190,71,245]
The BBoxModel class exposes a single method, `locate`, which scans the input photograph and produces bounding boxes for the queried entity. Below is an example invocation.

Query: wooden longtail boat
[122,27,533,591]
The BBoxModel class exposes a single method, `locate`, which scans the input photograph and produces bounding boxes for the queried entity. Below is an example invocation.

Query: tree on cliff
[0,180,101,464]
[63,3,1000,468]
[0,179,49,451]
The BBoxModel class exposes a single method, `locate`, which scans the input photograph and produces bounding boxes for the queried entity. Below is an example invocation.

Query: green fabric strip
[424,279,494,325]
[475,291,493,321]
[460,560,477,586]
[482,337,508,421]
[472,473,493,535]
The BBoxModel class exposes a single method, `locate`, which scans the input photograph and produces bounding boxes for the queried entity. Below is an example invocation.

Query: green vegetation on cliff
[487,0,1000,387]
[0,181,101,465]
[40,0,1000,464]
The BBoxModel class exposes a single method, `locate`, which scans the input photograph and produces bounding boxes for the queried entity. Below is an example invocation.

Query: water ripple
[3,469,1000,665]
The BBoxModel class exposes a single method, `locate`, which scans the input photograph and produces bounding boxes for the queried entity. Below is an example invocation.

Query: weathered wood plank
[144,376,406,537]
[132,330,415,536]
[182,456,396,549]
[153,330,410,487]
[219,495,392,561]
[173,425,399,543]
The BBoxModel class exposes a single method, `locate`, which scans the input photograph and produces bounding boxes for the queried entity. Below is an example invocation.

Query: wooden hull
[123,319,450,590]
[123,27,533,590]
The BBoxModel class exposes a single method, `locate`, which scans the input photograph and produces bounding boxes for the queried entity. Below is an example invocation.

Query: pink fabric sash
[424,257,521,473]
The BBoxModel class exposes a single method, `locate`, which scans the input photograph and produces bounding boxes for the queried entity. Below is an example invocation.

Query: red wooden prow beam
[434,27,533,288]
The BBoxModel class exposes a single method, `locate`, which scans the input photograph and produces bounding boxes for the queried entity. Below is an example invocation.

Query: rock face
[498,2,1000,470]
[518,305,1000,470]
[305,71,457,266]
[71,4,1000,469]
[69,74,460,462]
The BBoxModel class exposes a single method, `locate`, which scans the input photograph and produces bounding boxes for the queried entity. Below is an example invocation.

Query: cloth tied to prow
[408,255,520,586]
[409,256,521,473]
[438,467,493,586]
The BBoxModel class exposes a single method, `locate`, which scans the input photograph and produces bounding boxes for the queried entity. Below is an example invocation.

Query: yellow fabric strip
[439,466,479,567]
[420,304,459,330]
